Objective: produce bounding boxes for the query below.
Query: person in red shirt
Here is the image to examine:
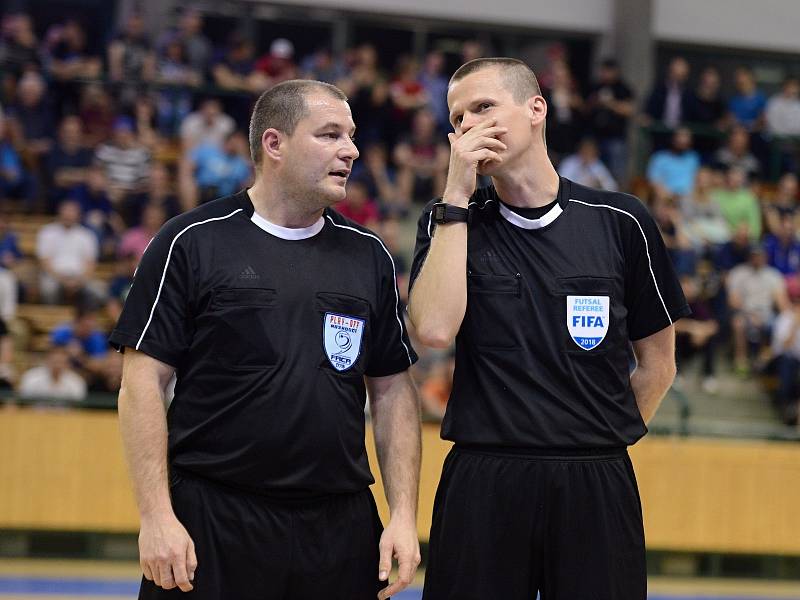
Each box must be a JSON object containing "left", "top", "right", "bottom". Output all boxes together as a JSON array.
[
  {"left": 335, "top": 178, "right": 380, "bottom": 228},
  {"left": 255, "top": 38, "right": 298, "bottom": 85}
]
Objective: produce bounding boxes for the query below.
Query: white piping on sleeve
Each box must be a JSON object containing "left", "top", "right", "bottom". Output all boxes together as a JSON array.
[
  {"left": 135, "top": 209, "right": 243, "bottom": 350},
  {"left": 325, "top": 215, "right": 413, "bottom": 366},
  {"left": 567, "top": 199, "right": 673, "bottom": 325}
]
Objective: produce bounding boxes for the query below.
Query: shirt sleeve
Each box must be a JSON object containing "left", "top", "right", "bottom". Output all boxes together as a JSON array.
[
  {"left": 408, "top": 200, "right": 437, "bottom": 294},
  {"left": 108, "top": 220, "right": 194, "bottom": 368},
  {"left": 623, "top": 196, "right": 691, "bottom": 340},
  {"left": 365, "top": 244, "right": 418, "bottom": 377}
]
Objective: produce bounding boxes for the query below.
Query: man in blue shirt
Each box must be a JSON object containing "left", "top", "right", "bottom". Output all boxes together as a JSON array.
[
  {"left": 51, "top": 305, "right": 108, "bottom": 376},
  {"left": 729, "top": 67, "right": 767, "bottom": 130},
  {"left": 183, "top": 131, "right": 252, "bottom": 204},
  {"left": 647, "top": 127, "right": 701, "bottom": 197},
  {"left": 764, "top": 213, "right": 800, "bottom": 277}
]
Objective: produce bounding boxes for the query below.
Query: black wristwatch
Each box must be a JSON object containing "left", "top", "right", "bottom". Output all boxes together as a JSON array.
[{"left": 431, "top": 202, "right": 470, "bottom": 224}]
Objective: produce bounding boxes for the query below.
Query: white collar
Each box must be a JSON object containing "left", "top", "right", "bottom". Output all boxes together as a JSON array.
[
  {"left": 250, "top": 211, "right": 325, "bottom": 240},
  {"left": 498, "top": 201, "right": 563, "bottom": 230}
]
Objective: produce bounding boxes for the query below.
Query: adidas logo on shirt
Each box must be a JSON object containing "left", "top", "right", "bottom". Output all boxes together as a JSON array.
[{"left": 238, "top": 266, "right": 260, "bottom": 280}]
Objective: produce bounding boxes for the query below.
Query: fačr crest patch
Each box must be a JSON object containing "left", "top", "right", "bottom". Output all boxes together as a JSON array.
[
  {"left": 566, "top": 295, "right": 610, "bottom": 351},
  {"left": 324, "top": 312, "right": 365, "bottom": 371}
]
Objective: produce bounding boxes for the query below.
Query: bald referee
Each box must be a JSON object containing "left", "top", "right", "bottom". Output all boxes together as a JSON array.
[
  {"left": 409, "top": 58, "right": 689, "bottom": 599},
  {"left": 112, "top": 80, "right": 421, "bottom": 600}
]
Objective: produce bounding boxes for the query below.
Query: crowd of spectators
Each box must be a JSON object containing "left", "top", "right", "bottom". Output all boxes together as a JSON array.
[{"left": 1, "top": 9, "right": 799, "bottom": 426}]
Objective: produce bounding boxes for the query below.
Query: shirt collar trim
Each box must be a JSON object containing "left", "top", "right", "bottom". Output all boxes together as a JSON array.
[{"left": 250, "top": 211, "right": 325, "bottom": 240}]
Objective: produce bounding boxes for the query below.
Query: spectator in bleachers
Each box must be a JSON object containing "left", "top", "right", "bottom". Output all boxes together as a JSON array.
[
  {"left": 419, "top": 50, "right": 449, "bottom": 133},
  {"left": 45, "top": 19, "right": 102, "bottom": 83},
  {"left": 353, "top": 143, "right": 399, "bottom": 209},
  {"left": 766, "top": 77, "right": 800, "bottom": 137},
  {"left": 652, "top": 191, "right": 696, "bottom": 276},
  {"left": 155, "top": 38, "right": 201, "bottom": 137},
  {"left": 47, "top": 115, "right": 92, "bottom": 207},
  {"left": 94, "top": 116, "right": 151, "bottom": 202},
  {"left": 18, "top": 344, "right": 86, "bottom": 402},
  {"left": 334, "top": 178, "right": 380, "bottom": 229},
  {"left": 712, "top": 167, "right": 761, "bottom": 241},
  {"left": 765, "top": 77, "right": 800, "bottom": 174},
  {"left": 714, "top": 125, "right": 761, "bottom": 181},
  {"left": 644, "top": 56, "right": 691, "bottom": 131},
  {"left": 764, "top": 173, "right": 799, "bottom": 236},
  {"left": 36, "top": 199, "right": 99, "bottom": 304},
  {"left": 543, "top": 59, "right": 584, "bottom": 165},
  {"left": 0, "top": 215, "right": 18, "bottom": 324},
  {"left": 211, "top": 33, "right": 267, "bottom": 94},
  {"left": 0, "top": 214, "right": 17, "bottom": 388},
  {"left": 675, "top": 274, "right": 721, "bottom": 393},
  {"left": 763, "top": 212, "right": 800, "bottom": 277},
  {"left": 179, "top": 130, "right": 251, "bottom": 206},
  {"left": 299, "top": 47, "right": 345, "bottom": 84},
  {"left": 375, "top": 214, "right": 410, "bottom": 304},
  {"left": 346, "top": 44, "right": 392, "bottom": 146},
  {"left": 7, "top": 71, "right": 55, "bottom": 168},
  {"left": 716, "top": 222, "right": 752, "bottom": 272},
  {"left": 87, "top": 350, "right": 122, "bottom": 395},
  {"left": 166, "top": 8, "right": 211, "bottom": 78},
  {"left": 132, "top": 95, "right": 161, "bottom": 152},
  {"left": 584, "top": 58, "right": 635, "bottom": 187},
  {"left": 729, "top": 66, "right": 767, "bottom": 131},
  {"left": 179, "top": 97, "right": 235, "bottom": 152},
  {"left": 557, "top": 137, "right": 617, "bottom": 191},
  {"left": 68, "top": 166, "right": 118, "bottom": 258},
  {"left": 686, "top": 67, "right": 727, "bottom": 128},
  {"left": 389, "top": 55, "right": 429, "bottom": 139},
  {"left": 770, "top": 284, "right": 800, "bottom": 424},
  {"left": 0, "top": 212, "right": 22, "bottom": 273},
  {"left": 0, "top": 13, "right": 41, "bottom": 78},
  {"left": 255, "top": 38, "right": 298, "bottom": 85},
  {"left": 50, "top": 304, "right": 108, "bottom": 377},
  {"left": 108, "top": 13, "right": 155, "bottom": 85},
  {"left": 105, "top": 250, "right": 137, "bottom": 323},
  {"left": 140, "top": 162, "right": 182, "bottom": 220},
  {"left": 685, "top": 66, "right": 729, "bottom": 159},
  {"left": 117, "top": 203, "right": 166, "bottom": 261},
  {"left": 69, "top": 163, "right": 113, "bottom": 227},
  {"left": 393, "top": 109, "right": 448, "bottom": 205},
  {"left": 646, "top": 127, "right": 701, "bottom": 198},
  {"left": 78, "top": 83, "right": 115, "bottom": 147},
  {"left": 461, "top": 39, "right": 485, "bottom": 64},
  {"left": 681, "top": 167, "right": 731, "bottom": 251},
  {"left": 728, "top": 245, "right": 789, "bottom": 373},
  {"left": 0, "top": 113, "right": 35, "bottom": 205}
]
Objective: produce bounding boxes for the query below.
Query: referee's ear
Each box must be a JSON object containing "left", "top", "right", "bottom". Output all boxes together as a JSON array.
[{"left": 261, "top": 128, "right": 285, "bottom": 162}]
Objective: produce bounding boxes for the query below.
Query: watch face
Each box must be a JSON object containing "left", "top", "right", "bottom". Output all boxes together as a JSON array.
[{"left": 434, "top": 204, "right": 446, "bottom": 222}]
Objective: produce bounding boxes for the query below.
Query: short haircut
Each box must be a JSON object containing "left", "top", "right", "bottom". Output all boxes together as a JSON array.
[
  {"left": 449, "top": 58, "right": 545, "bottom": 142},
  {"left": 248, "top": 80, "right": 347, "bottom": 164},
  {"left": 449, "top": 58, "right": 542, "bottom": 104}
]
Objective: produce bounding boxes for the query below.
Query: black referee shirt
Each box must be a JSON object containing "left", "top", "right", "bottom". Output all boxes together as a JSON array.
[
  {"left": 410, "top": 177, "right": 689, "bottom": 449},
  {"left": 111, "top": 190, "right": 417, "bottom": 497}
]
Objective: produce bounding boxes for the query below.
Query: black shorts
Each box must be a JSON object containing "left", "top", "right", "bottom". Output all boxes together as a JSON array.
[
  {"left": 423, "top": 446, "right": 646, "bottom": 600},
  {"left": 139, "top": 472, "right": 386, "bottom": 600}
]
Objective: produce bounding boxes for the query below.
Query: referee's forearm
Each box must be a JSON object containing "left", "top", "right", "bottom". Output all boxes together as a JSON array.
[
  {"left": 408, "top": 224, "right": 468, "bottom": 348},
  {"left": 630, "top": 362, "right": 675, "bottom": 424},
  {"left": 370, "top": 375, "right": 421, "bottom": 520},
  {"left": 118, "top": 378, "right": 173, "bottom": 520}
]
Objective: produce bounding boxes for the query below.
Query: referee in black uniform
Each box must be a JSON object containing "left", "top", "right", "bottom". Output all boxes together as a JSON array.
[
  {"left": 112, "top": 80, "right": 421, "bottom": 600},
  {"left": 409, "top": 59, "right": 690, "bottom": 599}
]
